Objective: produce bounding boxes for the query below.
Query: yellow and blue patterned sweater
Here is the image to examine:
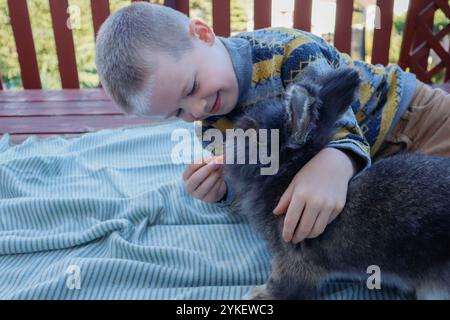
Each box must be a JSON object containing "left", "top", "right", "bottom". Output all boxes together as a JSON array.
[{"left": 196, "top": 27, "right": 417, "bottom": 205}]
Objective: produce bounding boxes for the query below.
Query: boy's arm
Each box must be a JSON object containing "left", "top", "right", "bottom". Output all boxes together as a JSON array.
[
  {"left": 325, "top": 107, "right": 371, "bottom": 176},
  {"left": 281, "top": 36, "right": 372, "bottom": 175},
  {"left": 274, "top": 34, "right": 372, "bottom": 243}
]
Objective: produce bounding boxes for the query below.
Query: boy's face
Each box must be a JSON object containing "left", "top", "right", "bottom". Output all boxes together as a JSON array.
[{"left": 142, "top": 19, "right": 239, "bottom": 122}]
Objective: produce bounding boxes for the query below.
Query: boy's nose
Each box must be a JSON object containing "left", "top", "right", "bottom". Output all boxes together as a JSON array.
[{"left": 190, "top": 99, "right": 208, "bottom": 119}]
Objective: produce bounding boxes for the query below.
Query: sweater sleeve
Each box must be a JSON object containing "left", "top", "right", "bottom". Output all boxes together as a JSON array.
[
  {"left": 280, "top": 34, "right": 372, "bottom": 175},
  {"left": 215, "top": 176, "right": 240, "bottom": 211}
]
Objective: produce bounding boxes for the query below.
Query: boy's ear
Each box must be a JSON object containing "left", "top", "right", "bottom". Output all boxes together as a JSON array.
[{"left": 189, "top": 19, "right": 215, "bottom": 45}]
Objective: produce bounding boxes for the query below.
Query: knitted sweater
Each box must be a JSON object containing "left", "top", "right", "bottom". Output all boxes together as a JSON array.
[{"left": 195, "top": 27, "right": 417, "bottom": 206}]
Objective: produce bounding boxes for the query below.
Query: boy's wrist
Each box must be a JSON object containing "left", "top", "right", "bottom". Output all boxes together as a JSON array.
[{"left": 323, "top": 147, "right": 361, "bottom": 180}]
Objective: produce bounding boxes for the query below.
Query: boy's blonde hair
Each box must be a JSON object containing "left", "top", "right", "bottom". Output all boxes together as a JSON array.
[{"left": 95, "top": 2, "right": 193, "bottom": 114}]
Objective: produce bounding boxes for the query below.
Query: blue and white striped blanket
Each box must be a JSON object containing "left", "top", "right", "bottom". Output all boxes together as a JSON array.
[{"left": 0, "top": 121, "right": 411, "bottom": 299}]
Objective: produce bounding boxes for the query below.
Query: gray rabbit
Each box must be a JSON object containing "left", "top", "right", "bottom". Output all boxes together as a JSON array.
[{"left": 222, "top": 68, "right": 450, "bottom": 300}]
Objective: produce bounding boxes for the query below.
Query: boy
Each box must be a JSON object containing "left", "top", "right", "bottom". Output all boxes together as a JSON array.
[{"left": 95, "top": 3, "right": 450, "bottom": 245}]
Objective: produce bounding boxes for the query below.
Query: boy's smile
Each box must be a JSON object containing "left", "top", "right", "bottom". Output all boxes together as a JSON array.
[
  {"left": 141, "top": 19, "right": 239, "bottom": 122},
  {"left": 210, "top": 92, "right": 221, "bottom": 114}
]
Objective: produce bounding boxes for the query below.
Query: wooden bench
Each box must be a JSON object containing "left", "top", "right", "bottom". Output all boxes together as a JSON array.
[{"left": 0, "top": 0, "right": 449, "bottom": 144}]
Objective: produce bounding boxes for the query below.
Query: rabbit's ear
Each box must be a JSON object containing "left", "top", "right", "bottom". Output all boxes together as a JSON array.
[
  {"left": 234, "top": 115, "right": 259, "bottom": 132},
  {"left": 318, "top": 68, "right": 360, "bottom": 122},
  {"left": 284, "top": 83, "right": 319, "bottom": 146}
]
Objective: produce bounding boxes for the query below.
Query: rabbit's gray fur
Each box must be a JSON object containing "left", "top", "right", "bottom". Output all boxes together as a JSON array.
[{"left": 222, "top": 68, "right": 450, "bottom": 300}]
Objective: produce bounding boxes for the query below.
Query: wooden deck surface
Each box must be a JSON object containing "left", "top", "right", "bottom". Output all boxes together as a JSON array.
[{"left": 0, "top": 89, "right": 172, "bottom": 144}]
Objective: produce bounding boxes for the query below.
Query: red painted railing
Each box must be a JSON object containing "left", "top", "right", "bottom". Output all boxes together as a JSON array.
[
  {"left": 399, "top": 0, "right": 450, "bottom": 83},
  {"left": 1, "top": 0, "right": 449, "bottom": 90}
]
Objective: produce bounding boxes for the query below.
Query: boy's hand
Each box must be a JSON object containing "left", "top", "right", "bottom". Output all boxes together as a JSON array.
[
  {"left": 182, "top": 156, "right": 227, "bottom": 203},
  {"left": 273, "top": 148, "right": 358, "bottom": 244}
]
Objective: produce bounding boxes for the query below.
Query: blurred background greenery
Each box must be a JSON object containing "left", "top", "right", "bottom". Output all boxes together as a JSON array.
[{"left": 0, "top": 0, "right": 447, "bottom": 90}]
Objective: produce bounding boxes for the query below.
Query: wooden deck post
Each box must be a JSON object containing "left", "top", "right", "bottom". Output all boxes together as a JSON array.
[
  {"left": 293, "top": 0, "right": 312, "bottom": 32},
  {"left": 7, "top": 0, "right": 42, "bottom": 89},
  {"left": 49, "top": 0, "right": 80, "bottom": 89}
]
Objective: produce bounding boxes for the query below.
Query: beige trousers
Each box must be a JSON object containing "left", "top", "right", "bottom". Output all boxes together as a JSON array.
[{"left": 374, "top": 80, "right": 450, "bottom": 161}]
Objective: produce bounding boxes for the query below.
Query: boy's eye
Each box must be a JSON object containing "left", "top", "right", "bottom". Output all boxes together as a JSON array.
[
  {"left": 187, "top": 81, "right": 198, "bottom": 96},
  {"left": 175, "top": 108, "right": 182, "bottom": 117}
]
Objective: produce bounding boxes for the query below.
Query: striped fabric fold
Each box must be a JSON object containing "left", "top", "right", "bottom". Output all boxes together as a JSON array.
[{"left": 0, "top": 121, "right": 411, "bottom": 299}]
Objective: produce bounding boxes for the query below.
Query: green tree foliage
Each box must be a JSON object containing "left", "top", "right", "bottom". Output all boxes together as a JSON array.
[{"left": 230, "top": 0, "right": 249, "bottom": 34}]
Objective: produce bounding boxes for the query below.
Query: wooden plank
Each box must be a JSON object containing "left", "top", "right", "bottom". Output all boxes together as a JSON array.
[
  {"left": 175, "top": 0, "right": 190, "bottom": 16},
  {"left": 399, "top": 0, "right": 432, "bottom": 71},
  {"left": 2, "top": 117, "right": 176, "bottom": 144},
  {"left": 421, "top": 28, "right": 450, "bottom": 69},
  {"left": 414, "top": 1, "right": 435, "bottom": 71},
  {"left": 0, "top": 101, "right": 123, "bottom": 117},
  {"left": 438, "top": 23, "right": 450, "bottom": 81},
  {"left": 334, "top": 0, "right": 354, "bottom": 54},
  {"left": 212, "top": 0, "right": 230, "bottom": 37},
  {"left": 49, "top": 0, "right": 80, "bottom": 89},
  {"left": 164, "top": 0, "right": 176, "bottom": 10},
  {"left": 293, "top": 0, "right": 312, "bottom": 32},
  {"left": 372, "top": 0, "right": 394, "bottom": 65},
  {"left": 437, "top": 0, "right": 450, "bottom": 16},
  {"left": 254, "top": 0, "right": 271, "bottom": 30},
  {"left": 399, "top": 0, "right": 418, "bottom": 69},
  {"left": 447, "top": 44, "right": 450, "bottom": 83},
  {"left": 163, "top": 0, "right": 190, "bottom": 17},
  {"left": 399, "top": 0, "right": 450, "bottom": 83},
  {"left": 164, "top": 0, "right": 189, "bottom": 17},
  {"left": 7, "top": 0, "right": 42, "bottom": 89},
  {"left": 410, "top": 58, "right": 432, "bottom": 82},
  {"left": 91, "top": 0, "right": 110, "bottom": 38},
  {"left": 428, "top": 61, "right": 445, "bottom": 78},
  {"left": 436, "top": 24, "right": 450, "bottom": 42},
  {"left": 0, "top": 89, "right": 110, "bottom": 102},
  {"left": 0, "top": 115, "right": 159, "bottom": 134}
]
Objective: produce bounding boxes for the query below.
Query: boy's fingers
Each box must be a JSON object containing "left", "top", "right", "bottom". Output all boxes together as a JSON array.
[
  {"left": 183, "top": 162, "right": 207, "bottom": 181},
  {"left": 273, "top": 182, "right": 294, "bottom": 214},
  {"left": 202, "top": 176, "right": 225, "bottom": 203},
  {"left": 282, "top": 197, "right": 305, "bottom": 242},
  {"left": 308, "top": 211, "right": 329, "bottom": 239},
  {"left": 327, "top": 208, "right": 340, "bottom": 224},
  {"left": 182, "top": 156, "right": 219, "bottom": 181},
  {"left": 185, "top": 161, "right": 221, "bottom": 193},
  {"left": 192, "top": 169, "right": 222, "bottom": 199},
  {"left": 292, "top": 203, "right": 320, "bottom": 244}
]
